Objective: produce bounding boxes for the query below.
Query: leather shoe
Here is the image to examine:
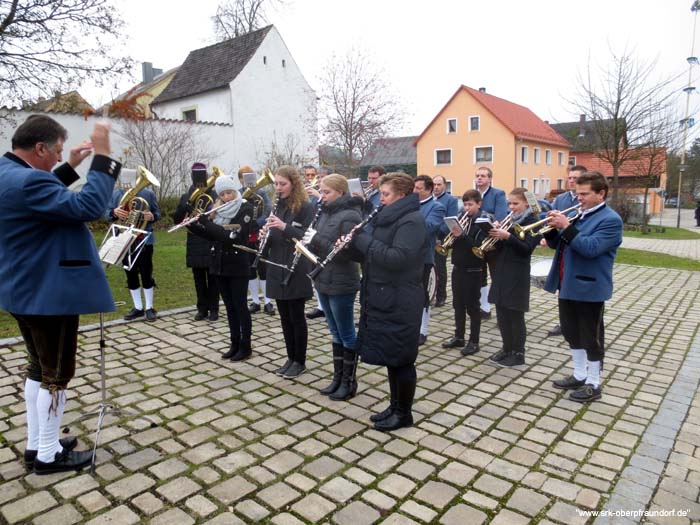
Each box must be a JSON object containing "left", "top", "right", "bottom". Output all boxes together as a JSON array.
[
  {"left": 461, "top": 342, "right": 480, "bottom": 356},
  {"left": 418, "top": 334, "right": 427, "bottom": 346},
  {"left": 569, "top": 384, "right": 602, "bottom": 403},
  {"left": 264, "top": 303, "right": 275, "bottom": 315},
  {"left": 547, "top": 324, "right": 562, "bottom": 336},
  {"left": 489, "top": 349, "right": 508, "bottom": 363},
  {"left": 24, "top": 436, "right": 78, "bottom": 470},
  {"left": 275, "top": 360, "right": 292, "bottom": 376},
  {"left": 552, "top": 375, "right": 587, "bottom": 390},
  {"left": 34, "top": 449, "right": 93, "bottom": 475},
  {"left": 480, "top": 310, "right": 492, "bottom": 320},
  {"left": 208, "top": 311, "right": 219, "bottom": 321},
  {"left": 306, "top": 308, "right": 325, "bottom": 320},
  {"left": 442, "top": 337, "right": 465, "bottom": 349},
  {"left": 194, "top": 311, "right": 208, "bottom": 321},
  {"left": 283, "top": 361, "right": 306, "bottom": 378},
  {"left": 145, "top": 308, "right": 157, "bottom": 322},
  {"left": 249, "top": 303, "right": 261, "bottom": 314},
  {"left": 124, "top": 308, "right": 144, "bottom": 321}
]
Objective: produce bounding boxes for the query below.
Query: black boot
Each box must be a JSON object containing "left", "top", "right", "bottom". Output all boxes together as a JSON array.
[
  {"left": 370, "top": 370, "right": 397, "bottom": 422},
  {"left": 221, "top": 341, "right": 239, "bottom": 359},
  {"left": 329, "top": 348, "right": 358, "bottom": 401},
  {"left": 319, "top": 343, "right": 344, "bottom": 396},
  {"left": 231, "top": 338, "right": 252, "bottom": 361},
  {"left": 374, "top": 376, "right": 415, "bottom": 432}
]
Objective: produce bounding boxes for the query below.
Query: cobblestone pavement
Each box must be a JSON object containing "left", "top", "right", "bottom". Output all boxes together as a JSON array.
[{"left": 1, "top": 261, "right": 699, "bottom": 525}]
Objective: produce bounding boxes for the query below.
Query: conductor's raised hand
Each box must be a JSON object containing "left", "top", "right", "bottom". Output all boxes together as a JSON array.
[
  {"left": 90, "top": 121, "right": 111, "bottom": 157},
  {"left": 68, "top": 141, "right": 93, "bottom": 168}
]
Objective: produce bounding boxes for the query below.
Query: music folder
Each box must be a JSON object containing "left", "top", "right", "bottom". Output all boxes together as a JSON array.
[
  {"left": 444, "top": 216, "right": 464, "bottom": 234},
  {"left": 99, "top": 231, "right": 136, "bottom": 266}
]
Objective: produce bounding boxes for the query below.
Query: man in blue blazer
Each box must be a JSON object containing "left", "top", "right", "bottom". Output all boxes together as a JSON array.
[
  {"left": 544, "top": 171, "right": 622, "bottom": 403},
  {"left": 547, "top": 164, "right": 587, "bottom": 337},
  {"left": 0, "top": 116, "right": 121, "bottom": 474},
  {"left": 475, "top": 167, "right": 508, "bottom": 318},
  {"left": 414, "top": 175, "right": 445, "bottom": 346},
  {"left": 433, "top": 175, "right": 459, "bottom": 307}
]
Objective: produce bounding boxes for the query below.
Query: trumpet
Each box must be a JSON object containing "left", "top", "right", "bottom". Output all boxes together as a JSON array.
[
  {"left": 514, "top": 204, "right": 582, "bottom": 240},
  {"left": 304, "top": 176, "right": 319, "bottom": 191},
  {"left": 436, "top": 213, "right": 471, "bottom": 256},
  {"left": 472, "top": 212, "right": 513, "bottom": 259}
]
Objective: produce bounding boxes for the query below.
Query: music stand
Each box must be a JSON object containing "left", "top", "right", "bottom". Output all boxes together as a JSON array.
[{"left": 67, "top": 227, "right": 158, "bottom": 472}]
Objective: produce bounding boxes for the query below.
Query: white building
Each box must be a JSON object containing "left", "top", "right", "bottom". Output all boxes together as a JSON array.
[{"left": 151, "top": 25, "right": 317, "bottom": 170}]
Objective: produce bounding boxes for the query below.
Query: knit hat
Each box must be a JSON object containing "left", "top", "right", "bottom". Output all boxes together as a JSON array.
[
  {"left": 191, "top": 162, "right": 207, "bottom": 186},
  {"left": 215, "top": 175, "right": 238, "bottom": 194}
]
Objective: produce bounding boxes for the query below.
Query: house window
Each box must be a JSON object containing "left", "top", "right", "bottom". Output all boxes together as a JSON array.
[
  {"left": 533, "top": 179, "right": 539, "bottom": 195},
  {"left": 469, "top": 116, "right": 480, "bottom": 131},
  {"left": 447, "top": 118, "right": 457, "bottom": 133},
  {"left": 435, "top": 149, "right": 452, "bottom": 165},
  {"left": 569, "top": 156, "right": 576, "bottom": 166},
  {"left": 544, "top": 178, "right": 551, "bottom": 195},
  {"left": 282, "top": 59, "right": 286, "bottom": 67},
  {"left": 182, "top": 109, "right": 197, "bottom": 122},
  {"left": 533, "top": 148, "right": 540, "bottom": 164},
  {"left": 474, "top": 146, "right": 493, "bottom": 163},
  {"left": 521, "top": 146, "right": 528, "bottom": 164},
  {"left": 263, "top": 56, "right": 267, "bottom": 65},
  {"left": 520, "top": 178, "right": 528, "bottom": 189},
  {"left": 557, "top": 178, "right": 564, "bottom": 190},
  {"left": 558, "top": 152, "right": 565, "bottom": 166},
  {"left": 545, "top": 149, "right": 552, "bottom": 165}
]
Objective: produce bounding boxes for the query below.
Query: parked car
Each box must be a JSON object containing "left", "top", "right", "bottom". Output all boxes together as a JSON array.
[{"left": 665, "top": 197, "right": 685, "bottom": 208}]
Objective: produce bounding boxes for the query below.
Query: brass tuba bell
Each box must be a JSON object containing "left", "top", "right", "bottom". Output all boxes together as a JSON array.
[
  {"left": 241, "top": 168, "right": 274, "bottom": 200},
  {"left": 118, "top": 166, "right": 160, "bottom": 230},
  {"left": 187, "top": 167, "right": 221, "bottom": 217}
]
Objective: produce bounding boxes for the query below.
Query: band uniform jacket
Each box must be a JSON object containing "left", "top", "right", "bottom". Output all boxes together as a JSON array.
[
  {"left": 106, "top": 187, "right": 161, "bottom": 245},
  {"left": 487, "top": 213, "right": 541, "bottom": 312},
  {"left": 265, "top": 198, "right": 314, "bottom": 300},
  {"left": 188, "top": 202, "right": 254, "bottom": 278},
  {"left": 349, "top": 193, "right": 428, "bottom": 368},
  {"left": 173, "top": 186, "right": 218, "bottom": 268},
  {"left": 553, "top": 190, "right": 578, "bottom": 212},
  {"left": 451, "top": 210, "right": 492, "bottom": 271},
  {"left": 481, "top": 186, "right": 509, "bottom": 221},
  {"left": 419, "top": 197, "right": 445, "bottom": 265},
  {"left": 308, "top": 194, "right": 361, "bottom": 296},
  {"left": 544, "top": 204, "right": 622, "bottom": 302},
  {"left": 0, "top": 152, "right": 120, "bottom": 315},
  {"left": 435, "top": 191, "right": 459, "bottom": 237}
]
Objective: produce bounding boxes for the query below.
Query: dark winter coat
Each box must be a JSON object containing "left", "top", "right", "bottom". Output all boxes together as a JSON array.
[
  {"left": 173, "top": 186, "right": 218, "bottom": 268},
  {"left": 308, "top": 194, "right": 362, "bottom": 296},
  {"left": 265, "top": 198, "right": 314, "bottom": 300},
  {"left": 350, "top": 193, "right": 427, "bottom": 367},
  {"left": 187, "top": 202, "right": 254, "bottom": 277},
  {"left": 451, "top": 210, "right": 491, "bottom": 270},
  {"left": 487, "top": 213, "right": 540, "bottom": 311}
]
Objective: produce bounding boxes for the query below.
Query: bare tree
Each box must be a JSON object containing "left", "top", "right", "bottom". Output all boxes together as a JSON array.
[
  {"left": 319, "top": 48, "right": 406, "bottom": 169},
  {"left": 117, "top": 119, "right": 218, "bottom": 200},
  {"left": 212, "top": 0, "right": 281, "bottom": 41},
  {"left": 0, "top": 0, "right": 131, "bottom": 108},
  {"left": 569, "top": 48, "right": 677, "bottom": 207},
  {"left": 257, "top": 132, "right": 311, "bottom": 171}
]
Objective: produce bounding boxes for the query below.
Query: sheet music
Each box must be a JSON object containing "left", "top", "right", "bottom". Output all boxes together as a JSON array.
[{"left": 99, "top": 232, "right": 136, "bottom": 266}]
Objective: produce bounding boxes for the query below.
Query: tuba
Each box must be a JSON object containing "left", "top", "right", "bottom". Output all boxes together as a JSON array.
[
  {"left": 242, "top": 168, "right": 274, "bottom": 201},
  {"left": 187, "top": 167, "right": 221, "bottom": 217},
  {"left": 118, "top": 166, "right": 160, "bottom": 230}
]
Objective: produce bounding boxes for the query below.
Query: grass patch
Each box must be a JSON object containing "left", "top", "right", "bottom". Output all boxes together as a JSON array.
[
  {"left": 623, "top": 226, "right": 700, "bottom": 240},
  {"left": 535, "top": 246, "right": 700, "bottom": 271}
]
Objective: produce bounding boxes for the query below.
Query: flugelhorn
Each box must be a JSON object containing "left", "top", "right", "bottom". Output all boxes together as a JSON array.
[
  {"left": 436, "top": 213, "right": 471, "bottom": 256},
  {"left": 472, "top": 212, "right": 513, "bottom": 259}
]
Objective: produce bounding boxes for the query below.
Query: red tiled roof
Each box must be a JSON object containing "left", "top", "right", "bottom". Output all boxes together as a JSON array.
[
  {"left": 573, "top": 149, "right": 667, "bottom": 178},
  {"left": 415, "top": 85, "right": 570, "bottom": 148}
]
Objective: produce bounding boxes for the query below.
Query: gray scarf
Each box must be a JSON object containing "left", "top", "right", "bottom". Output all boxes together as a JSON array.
[{"left": 213, "top": 194, "right": 242, "bottom": 225}]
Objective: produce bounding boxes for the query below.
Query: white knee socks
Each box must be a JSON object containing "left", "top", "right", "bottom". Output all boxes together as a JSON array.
[
  {"left": 25, "top": 378, "right": 41, "bottom": 450},
  {"left": 249, "top": 278, "right": 260, "bottom": 304},
  {"left": 260, "top": 279, "right": 271, "bottom": 304},
  {"left": 480, "top": 286, "right": 491, "bottom": 313},
  {"left": 36, "top": 388, "right": 66, "bottom": 462},
  {"left": 571, "top": 348, "right": 587, "bottom": 381},
  {"left": 314, "top": 287, "right": 323, "bottom": 311},
  {"left": 421, "top": 307, "right": 431, "bottom": 336},
  {"left": 130, "top": 288, "right": 143, "bottom": 310},
  {"left": 143, "top": 287, "right": 154, "bottom": 310},
  {"left": 587, "top": 360, "right": 601, "bottom": 388}
]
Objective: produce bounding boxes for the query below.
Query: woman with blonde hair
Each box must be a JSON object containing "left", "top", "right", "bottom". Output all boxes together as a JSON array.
[{"left": 264, "top": 165, "right": 315, "bottom": 378}]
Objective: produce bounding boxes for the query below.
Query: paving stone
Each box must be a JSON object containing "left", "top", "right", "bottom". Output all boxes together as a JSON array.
[
  {"left": 437, "top": 461, "right": 478, "bottom": 486},
  {"left": 414, "top": 480, "right": 459, "bottom": 508},
  {"left": 547, "top": 501, "right": 588, "bottom": 525},
  {"left": 541, "top": 477, "right": 581, "bottom": 501},
  {"left": 106, "top": 473, "right": 156, "bottom": 500},
  {"left": 185, "top": 495, "right": 218, "bottom": 517},
  {"left": 490, "top": 509, "right": 531, "bottom": 525},
  {"left": 462, "top": 490, "right": 499, "bottom": 510},
  {"left": 264, "top": 450, "right": 305, "bottom": 474},
  {"left": 333, "top": 500, "right": 381, "bottom": 525},
  {"left": 257, "top": 481, "right": 301, "bottom": 509},
  {"left": 291, "top": 493, "right": 337, "bottom": 522},
  {"left": 320, "top": 477, "right": 362, "bottom": 503},
  {"left": 131, "top": 492, "right": 164, "bottom": 515},
  {"left": 149, "top": 457, "right": 188, "bottom": 479},
  {"left": 401, "top": 500, "right": 437, "bottom": 522},
  {"left": 303, "top": 456, "right": 344, "bottom": 479},
  {"left": 473, "top": 473, "right": 512, "bottom": 498},
  {"left": 54, "top": 474, "right": 99, "bottom": 499},
  {"left": 235, "top": 500, "right": 270, "bottom": 522},
  {"left": 378, "top": 473, "right": 416, "bottom": 499},
  {"left": 208, "top": 475, "right": 256, "bottom": 504},
  {"left": 506, "top": 488, "right": 551, "bottom": 517},
  {"left": 150, "top": 507, "right": 196, "bottom": 525},
  {"left": 157, "top": 477, "right": 202, "bottom": 503},
  {"left": 1, "top": 491, "right": 57, "bottom": 524},
  {"left": 85, "top": 505, "right": 139, "bottom": 525},
  {"left": 358, "top": 451, "right": 400, "bottom": 475},
  {"left": 396, "top": 458, "right": 435, "bottom": 480},
  {"left": 439, "top": 504, "right": 488, "bottom": 525},
  {"left": 31, "top": 504, "right": 82, "bottom": 525},
  {"left": 77, "top": 491, "right": 111, "bottom": 514}
]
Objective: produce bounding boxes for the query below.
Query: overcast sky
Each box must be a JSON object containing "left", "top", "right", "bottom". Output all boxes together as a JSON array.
[{"left": 96, "top": 0, "right": 697, "bottom": 141}]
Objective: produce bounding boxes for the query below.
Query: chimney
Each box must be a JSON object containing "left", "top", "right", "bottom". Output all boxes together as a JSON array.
[
  {"left": 478, "top": 87, "right": 486, "bottom": 93},
  {"left": 544, "top": 120, "right": 549, "bottom": 124},
  {"left": 141, "top": 62, "right": 162, "bottom": 84},
  {"left": 578, "top": 114, "right": 586, "bottom": 138}
]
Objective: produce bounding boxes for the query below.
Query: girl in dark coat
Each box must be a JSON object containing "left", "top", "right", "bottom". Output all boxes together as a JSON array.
[
  {"left": 306, "top": 174, "right": 362, "bottom": 400},
  {"left": 487, "top": 187, "right": 541, "bottom": 368},
  {"left": 264, "top": 165, "right": 314, "bottom": 379},
  {"left": 188, "top": 176, "right": 254, "bottom": 361},
  {"left": 348, "top": 172, "right": 427, "bottom": 431}
]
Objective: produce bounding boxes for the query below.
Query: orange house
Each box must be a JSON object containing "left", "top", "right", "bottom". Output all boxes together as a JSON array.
[{"left": 415, "top": 85, "right": 570, "bottom": 198}]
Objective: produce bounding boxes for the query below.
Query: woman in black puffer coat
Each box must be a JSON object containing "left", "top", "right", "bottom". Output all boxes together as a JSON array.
[
  {"left": 305, "top": 174, "right": 362, "bottom": 401},
  {"left": 347, "top": 172, "right": 427, "bottom": 432}
]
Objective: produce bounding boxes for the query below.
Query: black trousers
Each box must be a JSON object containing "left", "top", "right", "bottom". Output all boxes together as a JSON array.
[
  {"left": 452, "top": 268, "right": 481, "bottom": 342},
  {"left": 192, "top": 267, "right": 220, "bottom": 314},
  {"left": 12, "top": 314, "right": 79, "bottom": 389},
  {"left": 495, "top": 306, "right": 526, "bottom": 353},
  {"left": 559, "top": 299, "right": 605, "bottom": 362},
  {"left": 125, "top": 244, "right": 155, "bottom": 289},
  {"left": 422, "top": 264, "right": 433, "bottom": 308},
  {"left": 218, "top": 276, "right": 252, "bottom": 346},
  {"left": 435, "top": 251, "right": 448, "bottom": 303},
  {"left": 276, "top": 298, "right": 308, "bottom": 365}
]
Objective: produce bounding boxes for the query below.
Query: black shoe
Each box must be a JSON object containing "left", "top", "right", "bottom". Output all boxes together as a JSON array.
[
  {"left": 306, "top": 308, "right": 325, "bottom": 320},
  {"left": 369, "top": 405, "right": 394, "bottom": 423},
  {"left": 283, "top": 361, "right": 306, "bottom": 379},
  {"left": 34, "top": 449, "right": 93, "bottom": 475},
  {"left": 319, "top": 344, "right": 344, "bottom": 396},
  {"left": 442, "top": 337, "right": 465, "bottom": 349},
  {"left": 418, "top": 334, "right": 427, "bottom": 346},
  {"left": 24, "top": 437, "right": 78, "bottom": 470},
  {"left": 547, "top": 324, "right": 562, "bottom": 336},
  {"left": 275, "top": 360, "right": 292, "bottom": 376},
  {"left": 498, "top": 352, "right": 525, "bottom": 367},
  {"left": 230, "top": 341, "right": 252, "bottom": 362},
  {"left": 208, "top": 311, "right": 219, "bottom": 321},
  {"left": 553, "top": 375, "right": 587, "bottom": 390},
  {"left": 489, "top": 349, "right": 508, "bottom": 363},
  {"left": 264, "top": 303, "right": 275, "bottom": 315},
  {"left": 194, "top": 311, "right": 208, "bottom": 321},
  {"left": 329, "top": 349, "right": 358, "bottom": 401},
  {"left": 221, "top": 343, "right": 239, "bottom": 359},
  {"left": 124, "top": 308, "right": 144, "bottom": 321},
  {"left": 461, "top": 342, "right": 480, "bottom": 356},
  {"left": 480, "top": 310, "right": 492, "bottom": 320},
  {"left": 374, "top": 377, "right": 415, "bottom": 432},
  {"left": 435, "top": 300, "right": 446, "bottom": 308},
  {"left": 145, "top": 308, "right": 157, "bottom": 322},
  {"left": 569, "top": 384, "right": 602, "bottom": 403},
  {"left": 249, "top": 303, "right": 261, "bottom": 314}
]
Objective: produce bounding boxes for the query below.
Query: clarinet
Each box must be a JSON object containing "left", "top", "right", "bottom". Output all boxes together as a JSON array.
[
  {"left": 282, "top": 199, "right": 323, "bottom": 286},
  {"left": 252, "top": 192, "right": 280, "bottom": 269},
  {"left": 308, "top": 204, "right": 384, "bottom": 280}
]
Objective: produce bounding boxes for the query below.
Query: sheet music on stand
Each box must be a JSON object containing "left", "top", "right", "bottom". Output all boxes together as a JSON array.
[{"left": 98, "top": 224, "right": 150, "bottom": 270}]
